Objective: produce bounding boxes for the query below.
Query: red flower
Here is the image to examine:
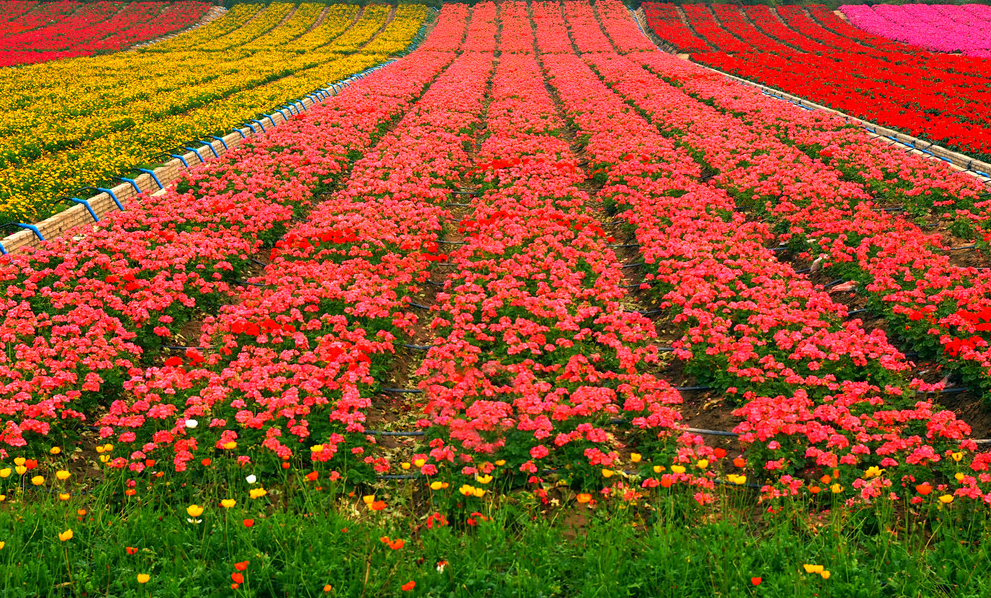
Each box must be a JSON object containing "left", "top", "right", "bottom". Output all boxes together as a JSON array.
[
  {"left": 401, "top": 581, "right": 416, "bottom": 591},
  {"left": 234, "top": 561, "right": 249, "bottom": 571},
  {"left": 243, "top": 519, "right": 254, "bottom": 528},
  {"left": 231, "top": 572, "right": 244, "bottom": 584}
]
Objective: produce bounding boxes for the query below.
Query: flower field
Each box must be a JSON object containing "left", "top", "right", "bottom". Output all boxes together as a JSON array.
[
  {"left": 0, "top": 1, "right": 210, "bottom": 67},
  {"left": 4, "top": 0, "right": 991, "bottom": 596},
  {"left": 0, "top": 1, "right": 428, "bottom": 223},
  {"left": 842, "top": 3, "right": 991, "bottom": 58},
  {"left": 642, "top": 2, "right": 991, "bottom": 162}
]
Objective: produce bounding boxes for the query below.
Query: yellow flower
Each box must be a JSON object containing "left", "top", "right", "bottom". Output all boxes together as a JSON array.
[
  {"left": 186, "top": 504, "right": 204, "bottom": 518},
  {"left": 576, "top": 493, "right": 592, "bottom": 504},
  {"left": 59, "top": 493, "right": 71, "bottom": 501},
  {"left": 938, "top": 494, "right": 954, "bottom": 504},
  {"left": 630, "top": 453, "right": 642, "bottom": 463},
  {"left": 223, "top": 441, "right": 238, "bottom": 450},
  {"left": 30, "top": 475, "right": 44, "bottom": 486},
  {"left": 99, "top": 455, "right": 110, "bottom": 464},
  {"left": 472, "top": 487, "right": 485, "bottom": 498},
  {"left": 249, "top": 488, "right": 267, "bottom": 499},
  {"left": 220, "top": 499, "right": 236, "bottom": 508},
  {"left": 401, "top": 462, "right": 411, "bottom": 470},
  {"left": 803, "top": 564, "right": 824, "bottom": 574},
  {"left": 137, "top": 573, "right": 150, "bottom": 584},
  {"left": 0, "top": 541, "right": 4, "bottom": 550},
  {"left": 726, "top": 474, "right": 747, "bottom": 485},
  {"left": 0, "top": 468, "right": 10, "bottom": 478},
  {"left": 952, "top": 452, "right": 964, "bottom": 462},
  {"left": 15, "top": 465, "right": 26, "bottom": 475},
  {"left": 671, "top": 465, "right": 686, "bottom": 474},
  {"left": 954, "top": 472, "right": 965, "bottom": 482},
  {"left": 59, "top": 529, "right": 73, "bottom": 542},
  {"left": 820, "top": 570, "right": 831, "bottom": 580},
  {"left": 49, "top": 447, "right": 61, "bottom": 455},
  {"left": 864, "top": 466, "right": 882, "bottom": 479},
  {"left": 56, "top": 470, "right": 70, "bottom": 481},
  {"left": 830, "top": 483, "right": 843, "bottom": 494},
  {"left": 475, "top": 474, "right": 493, "bottom": 484},
  {"left": 602, "top": 468, "right": 614, "bottom": 478},
  {"left": 13, "top": 457, "right": 25, "bottom": 466},
  {"left": 310, "top": 444, "right": 324, "bottom": 453},
  {"left": 413, "top": 459, "right": 426, "bottom": 468},
  {"left": 429, "top": 481, "right": 446, "bottom": 491},
  {"left": 362, "top": 495, "right": 375, "bottom": 505},
  {"left": 696, "top": 459, "right": 709, "bottom": 469},
  {"left": 653, "top": 465, "right": 665, "bottom": 474},
  {"left": 495, "top": 460, "right": 506, "bottom": 466}
]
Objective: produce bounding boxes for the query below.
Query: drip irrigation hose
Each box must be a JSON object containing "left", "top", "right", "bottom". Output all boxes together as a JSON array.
[{"left": 380, "top": 388, "right": 424, "bottom": 394}]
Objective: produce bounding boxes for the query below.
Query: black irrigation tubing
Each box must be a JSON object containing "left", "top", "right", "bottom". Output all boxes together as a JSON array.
[
  {"left": 794, "top": 267, "right": 811, "bottom": 274},
  {"left": 233, "top": 279, "right": 267, "bottom": 288},
  {"left": 365, "top": 430, "right": 426, "bottom": 437},
  {"left": 380, "top": 388, "right": 424, "bottom": 394},
  {"left": 675, "top": 386, "right": 714, "bottom": 392},
  {"left": 874, "top": 206, "right": 905, "bottom": 213},
  {"left": 622, "top": 262, "right": 644, "bottom": 269},
  {"left": 445, "top": 202, "right": 473, "bottom": 208},
  {"left": 424, "top": 280, "right": 445, "bottom": 287},
  {"left": 408, "top": 302, "right": 432, "bottom": 310},
  {"left": 942, "top": 245, "right": 978, "bottom": 251},
  {"left": 250, "top": 258, "right": 268, "bottom": 267},
  {"left": 435, "top": 240, "right": 467, "bottom": 245},
  {"left": 620, "top": 282, "right": 650, "bottom": 289},
  {"left": 924, "top": 387, "right": 970, "bottom": 394},
  {"left": 609, "top": 243, "right": 640, "bottom": 249},
  {"left": 767, "top": 247, "right": 787, "bottom": 253},
  {"left": 626, "top": 308, "right": 663, "bottom": 316},
  {"left": 657, "top": 346, "right": 674, "bottom": 352},
  {"left": 402, "top": 343, "right": 431, "bottom": 351},
  {"left": 846, "top": 308, "right": 870, "bottom": 317},
  {"left": 164, "top": 345, "right": 214, "bottom": 351},
  {"left": 824, "top": 279, "right": 845, "bottom": 288}
]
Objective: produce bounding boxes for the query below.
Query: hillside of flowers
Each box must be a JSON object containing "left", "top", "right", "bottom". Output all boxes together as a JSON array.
[
  {"left": 0, "top": 1, "right": 210, "bottom": 67},
  {"left": 0, "top": 1, "right": 428, "bottom": 223},
  {"left": 2, "top": 1, "right": 991, "bottom": 596},
  {"left": 842, "top": 3, "right": 991, "bottom": 58},
  {"left": 642, "top": 2, "right": 991, "bottom": 162}
]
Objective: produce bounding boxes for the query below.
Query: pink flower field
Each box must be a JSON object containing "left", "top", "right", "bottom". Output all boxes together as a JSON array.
[{"left": 4, "top": 2, "right": 991, "bottom": 595}]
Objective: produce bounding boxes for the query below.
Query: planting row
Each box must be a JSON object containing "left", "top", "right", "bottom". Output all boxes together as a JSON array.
[
  {"left": 3, "top": 0, "right": 991, "bottom": 509},
  {"left": 642, "top": 2, "right": 991, "bottom": 161},
  {"left": 0, "top": 1, "right": 208, "bottom": 66},
  {"left": 0, "top": 4, "right": 467, "bottom": 472},
  {"left": 842, "top": 3, "right": 991, "bottom": 58},
  {"left": 0, "top": 2, "right": 428, "bottom": 224},
  {"left": 574, "top": 0, "right": 986, "bottom": 501}
]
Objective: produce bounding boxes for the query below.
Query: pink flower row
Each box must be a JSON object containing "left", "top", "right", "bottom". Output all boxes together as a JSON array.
[
  {"left": 0, "top": 2, "right": 208, "bottom": 66},
  {"left": 558, "top": 0, "right": 991, "bottom": 503},
  {"left": 93, "top": 8, "right": 481, "bottom": 474}
]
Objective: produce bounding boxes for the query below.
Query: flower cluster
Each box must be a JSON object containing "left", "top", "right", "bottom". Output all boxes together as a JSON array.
[
  {"left": 0, "top": 1, "right": 209, "bottom": 67},
  {"left": 842, "top": 3, "right": 991, "bottom": 58},
  {"left": 643, "top": 2, "right": 991, "bottom": 159},
  {"left": 0, "top": 3, "right": 427, "bottom": 222},
  {"left": 91, "top": 12, "right": 470, "bottom": 475}
]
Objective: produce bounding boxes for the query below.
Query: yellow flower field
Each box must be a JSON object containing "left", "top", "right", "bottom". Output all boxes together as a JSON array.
[{"left": 0, "top": 2, "right": 428, "bottom": 223}]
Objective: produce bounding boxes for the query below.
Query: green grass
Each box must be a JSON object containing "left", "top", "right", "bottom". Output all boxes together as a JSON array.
[{"left": 2, "top": 464, "right": 991, "bottom": 598}]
